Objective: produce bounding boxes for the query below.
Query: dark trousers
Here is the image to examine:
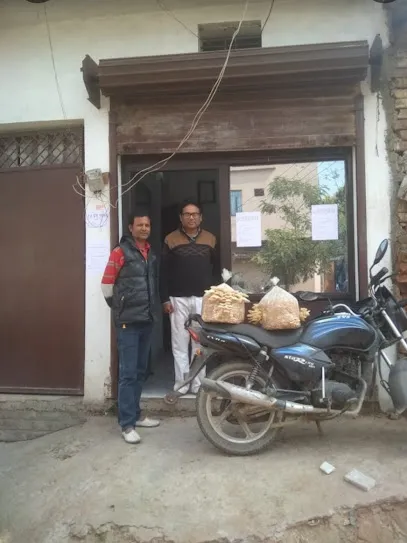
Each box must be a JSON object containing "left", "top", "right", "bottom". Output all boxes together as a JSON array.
[{"left": 116, "top": 322, "right": 153, "bottom": 430}]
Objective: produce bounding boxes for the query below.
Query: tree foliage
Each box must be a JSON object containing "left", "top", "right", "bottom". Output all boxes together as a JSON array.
[{"left": 253, "top": 174, "right": 346, "bottom": 291}]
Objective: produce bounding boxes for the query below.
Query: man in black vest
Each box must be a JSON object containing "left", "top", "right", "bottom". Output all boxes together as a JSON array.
[{"left": 102, "top": 210, "right": 159, "bottom": 444}]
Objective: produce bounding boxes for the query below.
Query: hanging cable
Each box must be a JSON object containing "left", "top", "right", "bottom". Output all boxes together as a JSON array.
[
  {"left": 290, "top": 162, "right": 315, "bottom": 180},
  {"left": 261, "top": 0, "right": 276, "bottom": 34},
  {"left": 296, "top": 161, "right": 335, "bottom": 184},
  {"left": 156, "top": 0, "right": 198, "bottom": 38},
  {"left": 277, "top": 162, "right": 298, "bottom": 178},
  {"left": 117, "top": 0, "right": 250, "bottom": 206},
  {"left": 44, "top": 5, "right": 66, "bottom": 119}
]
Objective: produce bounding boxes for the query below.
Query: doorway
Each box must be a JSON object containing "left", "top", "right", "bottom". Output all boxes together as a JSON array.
[{"left": 121, "top": 167, "right": 220, "bottom": 396}]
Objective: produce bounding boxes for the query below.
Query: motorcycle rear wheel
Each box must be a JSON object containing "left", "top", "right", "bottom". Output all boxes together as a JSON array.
[{"left": 196, "top": 360, "right": 284, "bottom": 456}]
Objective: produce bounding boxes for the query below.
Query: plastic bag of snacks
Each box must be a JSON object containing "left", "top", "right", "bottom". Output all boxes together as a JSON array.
[
  {"left": 202, "top": 270, "right": 249, "bottom": 324},
  {"left": 258, "top": 277, "right": 301, "bottom": 330},
  {"left": 248, "top": 303, "right": 310, "bottom": 327}
]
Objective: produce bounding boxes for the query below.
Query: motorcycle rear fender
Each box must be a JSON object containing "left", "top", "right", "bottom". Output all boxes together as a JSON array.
[{"left": 388, "top": 358, "right": 407, "bottom": 414}]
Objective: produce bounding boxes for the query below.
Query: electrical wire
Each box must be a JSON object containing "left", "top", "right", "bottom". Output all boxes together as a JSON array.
[
  {"left": 44, "top": 5, "right": 66, "bottom": 119},
  {"left": 296, "top": 161, "right": 335, "bottom": 184},
  {"left": 119, "top": 0, "right": 249, "bottom": 196},
  {"left": 294, "top": 163, "right": 319, "bottom": 183},
  {"left": 72, "top": 173, "right": 86, "bottom": 198},
  {"left": 276, "top": 162, "right": 298, "bottom": 178},
  {"left": 261, "top": 0, "right": 276, "bottom": 34},
  {"left": 290, "top": 162, "right": 314, "bottom": 180},
  {"left": 91, "top": 192, "right": 110, "bottom": 228},
  {"left": 156, "top": 0, "right": 198, "bottom": 38},
  {"left": 234, "top": 162, "right": 322, "bottom": 212},
  {"left": 117, "top": 0, "right": 250, "bottom": 206},
  {"left": 73, "top": 171, "right": 113, "bottom": 228}
]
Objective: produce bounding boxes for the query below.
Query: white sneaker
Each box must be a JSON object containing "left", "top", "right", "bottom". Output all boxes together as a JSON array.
[
  {"left": 136, "top": 417, "right": 160, "bottom": 428},
  {"left": 122, "top": 428, "right": 141, "bottom": 444}
]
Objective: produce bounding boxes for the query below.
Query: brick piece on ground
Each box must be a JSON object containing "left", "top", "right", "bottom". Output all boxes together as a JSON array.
[
  {"left": 320, "top": 461, "right": 336, "bottom": 475},
  {"left": 344, "top": 469, "right": 376, "bottom": 492}
]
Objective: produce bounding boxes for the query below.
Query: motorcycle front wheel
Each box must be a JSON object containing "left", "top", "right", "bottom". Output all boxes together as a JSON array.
[{"left": 196, "top": 360, "right": 284, "bottom": 456}]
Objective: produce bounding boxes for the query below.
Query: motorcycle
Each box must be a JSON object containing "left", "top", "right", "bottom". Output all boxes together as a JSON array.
[{"left": 178, "top": 239, "right": 407, "bottom": 456}]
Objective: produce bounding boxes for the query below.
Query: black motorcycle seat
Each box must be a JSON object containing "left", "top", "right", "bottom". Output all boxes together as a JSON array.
[{"left": 200, "top": 321, "right": 303, "bottom": 349}]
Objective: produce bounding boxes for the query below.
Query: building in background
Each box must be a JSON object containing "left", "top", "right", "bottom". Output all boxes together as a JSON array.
[{"left": 230, "top": 163, "right": 323, "bottom": 294}]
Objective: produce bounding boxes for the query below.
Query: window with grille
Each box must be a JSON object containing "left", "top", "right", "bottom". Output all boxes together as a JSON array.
[
  {"left": 254, "top": 188, "right": 265, "bottom": 197},
  {"left": 0, "top": 129, "right": 83, "bottom": 169},
  {"left": 198, "top": 21, "right": 262, "bottom": 52}
]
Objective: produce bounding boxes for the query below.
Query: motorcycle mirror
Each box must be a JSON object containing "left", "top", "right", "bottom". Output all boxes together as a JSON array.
[{"left": 373, "top": 239, "right": 389, "bottom": 266}]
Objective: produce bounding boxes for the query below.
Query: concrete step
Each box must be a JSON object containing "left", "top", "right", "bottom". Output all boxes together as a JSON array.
[
  {"left": 140, "top": 396, "right": 381, "bottom": 416},
  {"left": 0, "top": 413, "right": 85, "bottom": 432},
  {"left": 0, "top": 394, "right": 85, "bottom": 414},
  {"left": 141, "top": 394, "right": 196, "bottom": 417},
  {"left": 0, "top": 393, "right": 382, "bottom": 443},
  {"left": 0, "top": 408, "right": 84, "bottom": 421},
  {"left": 0, "top": 395, "right": 86, "bottom": 442}
]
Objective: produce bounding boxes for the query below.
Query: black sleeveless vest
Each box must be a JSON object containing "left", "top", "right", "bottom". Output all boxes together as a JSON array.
[{"left": 112, "top": 235, "right": 157, "bottom": 326}]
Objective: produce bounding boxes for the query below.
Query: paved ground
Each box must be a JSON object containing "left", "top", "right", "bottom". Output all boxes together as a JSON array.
[{"left": 1, "top": 414, "right": 407, "bottom": 543}]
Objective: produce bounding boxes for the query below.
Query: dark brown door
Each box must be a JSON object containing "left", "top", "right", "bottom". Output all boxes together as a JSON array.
[{"left": 0, "top": 166, "right": 85, "bottom": 394}]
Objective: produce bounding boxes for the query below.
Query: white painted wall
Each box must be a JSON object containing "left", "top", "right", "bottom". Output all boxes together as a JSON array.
[
  {"left": 0, "top": 0, "right": 391, "bottom": 405},
  {"left": 83, "top": 97, "right": 111, "bottom": 404}
]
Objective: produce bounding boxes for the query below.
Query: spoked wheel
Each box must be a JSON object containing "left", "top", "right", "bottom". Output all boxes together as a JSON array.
[{"left": 196, "top": 361, "right": 284, "bottom": 456}]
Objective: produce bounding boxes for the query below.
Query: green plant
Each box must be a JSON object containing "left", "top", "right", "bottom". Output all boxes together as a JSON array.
[{"left": 253, "top": 175, "right": 346, "bottom": 291}]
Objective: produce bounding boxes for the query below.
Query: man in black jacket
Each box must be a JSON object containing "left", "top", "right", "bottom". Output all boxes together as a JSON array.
[{"left": 101, "top": 210, "right": 159, "bottom": 444}]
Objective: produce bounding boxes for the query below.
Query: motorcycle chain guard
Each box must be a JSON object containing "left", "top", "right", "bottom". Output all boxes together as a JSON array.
[{"left": 388, "top": 358, "right": 407, "bottom": 414}]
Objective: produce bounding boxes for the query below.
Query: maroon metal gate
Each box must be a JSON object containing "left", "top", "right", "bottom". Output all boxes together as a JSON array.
[{"left": 0, "top": 130, "right": 85, "bottom": 394}]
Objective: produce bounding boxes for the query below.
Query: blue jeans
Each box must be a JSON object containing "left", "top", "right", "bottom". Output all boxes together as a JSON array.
[{"left": 116, "top": 322, "right": 153, "bottom": 430}]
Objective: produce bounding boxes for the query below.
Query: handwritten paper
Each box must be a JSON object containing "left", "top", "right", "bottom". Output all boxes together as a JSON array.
[
  {"left": 311, "top": 204, "right": 339, "bottom": 241},
  {"left": 86, "top": 241, "right": 111, "bottom": 275},
  {"left": 86, "top": 204, "right": 109, "bottom": 228},
  {"left": 236, "top": 211, "right": 262, "bottom": 247}
]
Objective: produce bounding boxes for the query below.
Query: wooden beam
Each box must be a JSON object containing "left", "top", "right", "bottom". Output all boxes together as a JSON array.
[
  {"left": 98, "top": 41, "right": 369, "bottom": 98},
  {"left": 81, "top": 55, "right": 101, "bottom": 109}
]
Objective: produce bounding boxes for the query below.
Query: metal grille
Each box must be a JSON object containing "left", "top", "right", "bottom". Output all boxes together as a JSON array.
[
  {"left": 0, "top": 129, "right": 83, "bottom": 169},
  {"left": 200, "top": 35, "right": 261, "bottom": 52},
  {"left": 198, "top": 21, "right": 262, "bottom": 53}
]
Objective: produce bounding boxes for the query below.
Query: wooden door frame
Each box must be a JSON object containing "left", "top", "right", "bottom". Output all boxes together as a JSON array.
[
  {"left": 121, "top": 146, "right": 357, "bottom": 296},
  {"left": 109, "top": 145, "right": 367, "bottom": 398}
]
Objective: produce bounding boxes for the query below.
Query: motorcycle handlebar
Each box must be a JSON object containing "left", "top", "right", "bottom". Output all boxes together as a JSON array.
[{"left": 371, "top": 267, "right": 388, "bottom": 286}]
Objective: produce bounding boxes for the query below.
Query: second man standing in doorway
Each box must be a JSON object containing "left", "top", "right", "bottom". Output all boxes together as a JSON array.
[{"left": 160, "top": 200, "right": 220, "bottom": 395}]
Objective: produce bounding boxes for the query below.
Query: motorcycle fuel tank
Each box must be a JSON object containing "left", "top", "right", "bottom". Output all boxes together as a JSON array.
[
  {"left": 271, "top": 344, "right": 334, "bottom": 385},
  {"left": 300, "top": 314, "right": 377, "bottom": 353}
]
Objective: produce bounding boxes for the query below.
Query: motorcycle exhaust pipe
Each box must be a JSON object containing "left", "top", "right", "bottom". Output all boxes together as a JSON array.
[{"left": 201, "top": 378, "right": 315, "bottom": 414}]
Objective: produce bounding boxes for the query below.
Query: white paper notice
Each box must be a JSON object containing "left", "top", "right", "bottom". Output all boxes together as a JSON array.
[
  {"left": 311, "top": 204, "right": 339, "bottom": 241},
  {"left": 87, "top": 242, "right": 111, "bottom": 275},
  {"left": 236, "top": 211, "right": 262, "bottom": 248}
]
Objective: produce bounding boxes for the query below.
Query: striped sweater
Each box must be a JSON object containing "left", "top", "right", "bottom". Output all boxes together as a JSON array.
[{"left": 159, "top": 228, "right": 221, "bottom": 302}]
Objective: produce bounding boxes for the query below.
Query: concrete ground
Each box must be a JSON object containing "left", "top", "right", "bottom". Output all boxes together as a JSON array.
[{"left": 1, "top": 415, "right": 407, "bottom": 543}]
